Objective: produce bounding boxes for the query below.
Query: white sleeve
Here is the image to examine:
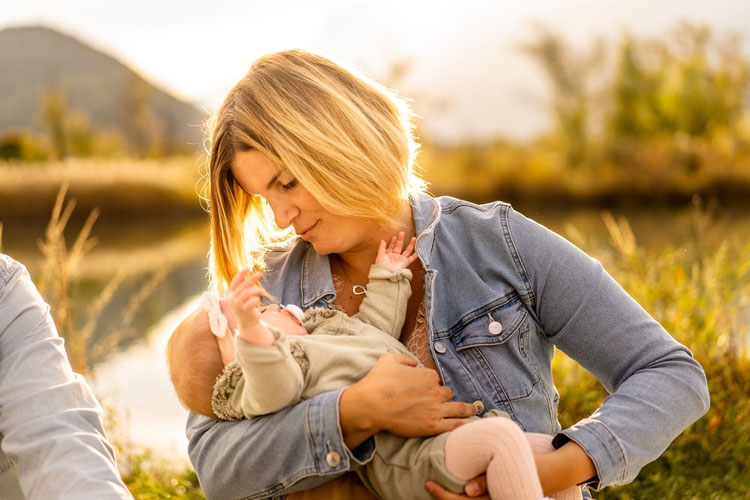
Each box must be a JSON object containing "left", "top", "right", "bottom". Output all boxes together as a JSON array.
[{"left": 0, "top": 257, "right": 132, "bottom": 499}]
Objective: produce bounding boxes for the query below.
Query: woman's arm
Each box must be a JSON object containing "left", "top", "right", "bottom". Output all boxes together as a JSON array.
[
  {"left": 188, "top": 389, "right": 375, "bottom": 499},
  {"left": 506, "top": 207, "right": 710, "bottom": 490},
  {"left": 188, "top": 351, "right": 477, "bottom": 498}
]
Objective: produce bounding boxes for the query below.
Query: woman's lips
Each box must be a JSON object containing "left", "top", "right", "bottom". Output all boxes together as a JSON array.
[{"left": 298, "top": 220, "right": 319, "bottom": 240}]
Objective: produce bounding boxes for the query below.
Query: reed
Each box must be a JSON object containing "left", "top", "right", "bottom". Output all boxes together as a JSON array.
[{"left": 32, "top": 183, "right": 173, "bottom": 373}]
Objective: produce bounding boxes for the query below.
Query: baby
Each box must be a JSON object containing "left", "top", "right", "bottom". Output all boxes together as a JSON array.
[{"left": 167, "top": 233, "right": 581, "bottom": 500}]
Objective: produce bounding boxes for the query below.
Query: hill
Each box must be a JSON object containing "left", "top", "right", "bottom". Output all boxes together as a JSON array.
[{"left": 0, "top": 25, "right": 206, "bottom": 152}]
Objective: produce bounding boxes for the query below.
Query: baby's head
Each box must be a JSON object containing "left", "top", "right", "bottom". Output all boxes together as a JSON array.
[
  {"left": 166, "top": 298, "right": 307, "bottom": 418},
  {"left": 256, "top": 303, "right": 307, "bottom": 336},
  {"left": 166, "top": 306, "right": 225, "bottom": 418}
]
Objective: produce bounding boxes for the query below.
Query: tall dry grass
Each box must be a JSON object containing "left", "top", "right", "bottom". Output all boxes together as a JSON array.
[
  {"left": 555, "top": 200, "right": 750, "bottom": 498},
  {"left": 31, "top": 183, "right": 170, "bottom": 372}
]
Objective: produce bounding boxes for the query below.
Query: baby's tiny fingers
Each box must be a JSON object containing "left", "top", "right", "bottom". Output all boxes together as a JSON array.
[
  {"left": 386, "top": 235, "right": 397, "bottom": 252},
  {"left": 393, "top": 231, "right": 405, "bottom": 253},
  {"left": 402, "top": 236, "right": 416, "bottom": 256},
  {"left": 229, "top": 268, "right": 250, "bottom": 291}
]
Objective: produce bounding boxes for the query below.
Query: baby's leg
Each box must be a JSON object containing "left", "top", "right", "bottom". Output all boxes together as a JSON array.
[
  {"left": 524, "top": 433, "right": 582, "bottom": 500},
  {"left": 444, "top": 417, "right": 543, "bottom": 500}
]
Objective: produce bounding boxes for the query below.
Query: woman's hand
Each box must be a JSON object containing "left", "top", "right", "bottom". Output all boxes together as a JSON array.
[
  {"left": 339, "top": 352, "right": 477, "bottom": 448},
  {"left": 426, "top": 476, "right": 489, "bottom": 499}
]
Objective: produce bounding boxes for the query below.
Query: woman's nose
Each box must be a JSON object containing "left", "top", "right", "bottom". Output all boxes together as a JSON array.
[{"left": 269, "top": 199, "right": 299, "bottom": 229}]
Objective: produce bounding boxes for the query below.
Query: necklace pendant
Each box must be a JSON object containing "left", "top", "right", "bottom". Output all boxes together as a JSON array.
[{"left": 352, "top": 285, "right": 367, "bottom": 296}]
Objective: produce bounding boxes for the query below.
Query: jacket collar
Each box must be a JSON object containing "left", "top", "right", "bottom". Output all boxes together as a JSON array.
[
  {"left": 410, "top": 192, "right": 441, "bottom": 269},
  {"left": 300, "top": 244, "right": 335, "bottom": 308}
]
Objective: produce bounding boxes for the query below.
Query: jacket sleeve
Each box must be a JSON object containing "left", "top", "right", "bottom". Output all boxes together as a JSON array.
[
  {"left": 187, "top": 389, "right": 376, "bottom": 499},
  {"left": 352, "top": 265, "right": 412, "bottom": 339},
  {"left": 505, "top": 207, "right": 710, "bottom": 490},
  {"left": 0, "top": 257, "right": 132, "bottom": 499},
  {"left": 214, "top": 332, "right": 305, "bottom": 419}
]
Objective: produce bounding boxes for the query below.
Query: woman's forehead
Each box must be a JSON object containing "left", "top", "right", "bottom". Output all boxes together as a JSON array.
[{"left": 231, "top": 150, "right": 281, "bottom": 194}]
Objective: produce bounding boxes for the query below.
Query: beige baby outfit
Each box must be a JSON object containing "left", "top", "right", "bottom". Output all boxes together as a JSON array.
[{"left": 212, "top": 265, "right": 506, "bottom": 500}]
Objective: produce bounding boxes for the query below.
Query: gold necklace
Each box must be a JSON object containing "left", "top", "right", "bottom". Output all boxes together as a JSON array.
[{"left": 336, "top": 256, "right": 367, "bottom": 296}]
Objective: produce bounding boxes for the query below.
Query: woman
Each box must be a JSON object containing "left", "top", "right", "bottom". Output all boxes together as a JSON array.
[{"left": 184, "top": 49, "right": 709, "bottom": 499}]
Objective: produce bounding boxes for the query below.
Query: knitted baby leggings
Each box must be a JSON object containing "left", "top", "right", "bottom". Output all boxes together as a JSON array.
[{"left": 444, "top": 417, "right": 583, "bottom": 500}]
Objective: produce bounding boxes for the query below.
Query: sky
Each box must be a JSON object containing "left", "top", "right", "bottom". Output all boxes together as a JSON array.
[{"left": 2, "top": 0, "right": 750, "bottom": 142}]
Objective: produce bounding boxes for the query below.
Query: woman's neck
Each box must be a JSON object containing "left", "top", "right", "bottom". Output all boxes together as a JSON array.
[{"left": 336, "top": 203, "right": 415, "bottom": 278}]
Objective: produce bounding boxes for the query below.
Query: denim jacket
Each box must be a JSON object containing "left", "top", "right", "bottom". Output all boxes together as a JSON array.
[
  {"left": 187, "top": 194, "right": 710, "bottom": 499},
  {"left": 0, "top": 254, "right": 132, "bottom": 499}
]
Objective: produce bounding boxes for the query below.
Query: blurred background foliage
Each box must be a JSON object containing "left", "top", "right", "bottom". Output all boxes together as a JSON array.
[
  {"left": 0, "top": 20, "right": 748, "bottom": 500},
  {"left": 422, "top": 23, "right": 750, "bottom": 207}
]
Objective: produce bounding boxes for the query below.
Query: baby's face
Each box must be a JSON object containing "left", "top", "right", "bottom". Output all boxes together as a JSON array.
[{"left": 259, "top": 304, "right": 307, "bottom": 336}]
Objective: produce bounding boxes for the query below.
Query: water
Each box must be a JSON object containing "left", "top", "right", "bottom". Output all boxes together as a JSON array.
[{"left": 1, "top": 202, "right": 748, "bottom": 464}]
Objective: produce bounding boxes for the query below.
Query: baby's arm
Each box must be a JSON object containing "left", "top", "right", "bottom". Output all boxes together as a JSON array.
[
  {"left": 218, "top": 270, "right": 304, "bottom": 418},
  {"left": 353, "top": 232, "right": 417, "bottom": 338}
]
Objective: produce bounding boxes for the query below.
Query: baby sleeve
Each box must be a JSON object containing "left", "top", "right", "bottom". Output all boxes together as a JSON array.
[
  {"left": 352, "top": 265, "right": 413, "bottom": 339},
  {"left": 212, "top": 329, "right": 305, "bottom": 419}
]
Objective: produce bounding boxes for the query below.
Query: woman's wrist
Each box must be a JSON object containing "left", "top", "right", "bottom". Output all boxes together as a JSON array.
[
  {"left": 536, "top": 441, "right": 596, "bottom": 495},
  {"left": 338, "top": 383, "right": 381, "bottom": 449}
]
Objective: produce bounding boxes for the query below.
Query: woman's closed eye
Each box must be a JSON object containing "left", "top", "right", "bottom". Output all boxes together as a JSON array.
[{"left": 280, "top": 178, "right": 298, "bottom": 191}]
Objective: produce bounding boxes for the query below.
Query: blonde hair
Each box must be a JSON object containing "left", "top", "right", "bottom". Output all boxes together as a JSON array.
[
  {"left": 203, "top": 49, "right": 426, "bottom": 292},
  {"left": 166, "top": 308, "right": 225, "bottom": 418}
]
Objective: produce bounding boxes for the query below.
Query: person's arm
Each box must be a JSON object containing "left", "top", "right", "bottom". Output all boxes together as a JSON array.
[
  {"left": 213, "top": 269, "right": 306, "bottom": 418},
  {"left": 189, "top": 350, "right": 478, "bottom": 499},
  {"left": 213, "top": 331, "right": 305, "bottom": 419},
  {"left": 188, "top": 389, "right": 376, "bottom": 499},
  {"left": 0, "top": 256, "right": 131, "bottom": 499},
  {"left": 353, "top": 233, "right": 416, "bottom": 338},
  {"left": 506, "top": 207, "right": 710, "bottom": 490},
  {"left": 352, "top": 265, "right": 412, "bottom": 338}
]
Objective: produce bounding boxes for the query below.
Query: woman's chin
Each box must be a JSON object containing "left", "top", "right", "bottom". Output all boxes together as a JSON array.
[{"left": 309, "top": 241, "right": 334, "bottom": 255}]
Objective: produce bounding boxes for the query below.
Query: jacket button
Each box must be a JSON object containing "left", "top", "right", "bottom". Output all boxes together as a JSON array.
[
  {"left": 473, "top": 400, "right": 485, "bottom": 414},
  {"left": 434, "top": 342, "right": 447, "bottom": 354},
  {"left": 488, "top": 321, "right": 503, "bottom": 335},
  {"left": 326, "top": 451, "right": 341, "bottom": 467}
]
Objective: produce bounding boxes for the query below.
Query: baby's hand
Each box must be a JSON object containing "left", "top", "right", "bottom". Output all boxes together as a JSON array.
[
  {"left": 227, "top": 269, "right": 266, "bottom": 329},
  {"left": 376, "top": 232, "right": 418, "bottom": 273}
]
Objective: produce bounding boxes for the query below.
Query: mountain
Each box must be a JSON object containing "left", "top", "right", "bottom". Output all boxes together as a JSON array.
[{"left": 0, "top": 25, "right": 206, "bottom": 151}]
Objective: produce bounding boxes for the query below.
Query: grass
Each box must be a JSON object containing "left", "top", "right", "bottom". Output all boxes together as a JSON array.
[{"left": 555, "top": 202, "right": 750, "bottom": 499}]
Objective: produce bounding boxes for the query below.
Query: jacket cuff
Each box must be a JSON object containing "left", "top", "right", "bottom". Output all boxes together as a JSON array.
[
  {"left": 307, "top": 389, "right": 375, "bottom": 473},
  {"left": 553, "top": 417, "right": 627, "bottom": 490}
]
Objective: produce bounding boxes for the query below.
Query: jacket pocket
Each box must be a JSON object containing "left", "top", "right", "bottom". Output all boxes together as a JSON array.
[{"left": 451, "top": 297, "right": 539, "bottom": 400}]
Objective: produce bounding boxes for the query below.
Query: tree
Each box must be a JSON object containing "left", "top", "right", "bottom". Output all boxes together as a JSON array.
[{"left": 521, "top": 25, "right": 604, "bottom": 169}]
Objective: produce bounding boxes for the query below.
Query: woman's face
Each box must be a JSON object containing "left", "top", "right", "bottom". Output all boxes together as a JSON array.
[{"left": 231, "top": 150, "right": 378, "bottom": 255}]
